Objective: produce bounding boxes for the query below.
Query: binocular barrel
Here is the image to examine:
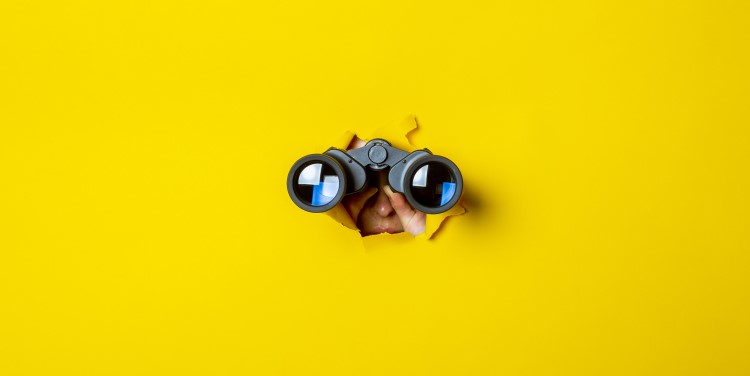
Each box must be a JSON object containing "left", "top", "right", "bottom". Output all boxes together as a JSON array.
[{"left": 287, "top": 139, "right": 462, "bottom": 214}]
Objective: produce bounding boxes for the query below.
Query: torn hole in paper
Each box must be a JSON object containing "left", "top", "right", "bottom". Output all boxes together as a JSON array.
[{"left": 324, "top": 116, "right": 467, "bottom": 240}]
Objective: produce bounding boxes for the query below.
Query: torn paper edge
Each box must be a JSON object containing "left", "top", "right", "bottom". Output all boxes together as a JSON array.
[{"left": 324, "top": 115, "right": 467, "bottom": 240}]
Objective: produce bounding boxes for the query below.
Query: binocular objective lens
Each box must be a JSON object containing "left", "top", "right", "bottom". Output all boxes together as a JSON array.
[
  {"left": 409, "top": 162, "right": 457, "bottom": 208},
  {"left": 294, "top": 162, "right": 341, "bottom": 207}
]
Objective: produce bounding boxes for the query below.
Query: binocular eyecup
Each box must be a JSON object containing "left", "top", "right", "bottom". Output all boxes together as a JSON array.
[{"left": 287, "top": 139, "right": 462, "bottom": 214}]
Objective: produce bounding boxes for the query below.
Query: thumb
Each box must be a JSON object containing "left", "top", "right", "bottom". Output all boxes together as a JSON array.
[{"left": 383, "top": 186, "right": 426, "bottom": 236}]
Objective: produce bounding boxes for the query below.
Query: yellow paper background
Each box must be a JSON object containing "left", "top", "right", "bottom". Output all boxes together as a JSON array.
[{"left": 1, "top": 1, "right": 749, "bottom": 375}]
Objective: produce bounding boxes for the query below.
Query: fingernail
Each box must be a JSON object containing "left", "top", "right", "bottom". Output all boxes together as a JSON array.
[{"left": 383, "top": 186, "right": 393, "bottom": 197}]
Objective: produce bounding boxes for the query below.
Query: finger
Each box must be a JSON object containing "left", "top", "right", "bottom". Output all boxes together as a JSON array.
[
  {"left": 343, "top": 187, "right": 378, "bottom": 221},
  {"left": 383, "top": 186, "right": 413, "bottom": 217},
  {"left": 384, "top": 186, "right": 425, "bottom": 235},
  {"left": 404, "top": 211, "right": 426, "bottom": 236}
]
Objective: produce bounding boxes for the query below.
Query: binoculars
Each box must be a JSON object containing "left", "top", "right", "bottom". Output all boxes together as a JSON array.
[{"left": 287, "top": 139, "right": 462, "bottom": 214}]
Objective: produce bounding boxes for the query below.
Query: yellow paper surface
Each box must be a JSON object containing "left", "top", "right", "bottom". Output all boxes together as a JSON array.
[{"left": 2, "top": 1, "right": 750, "bottom": 375}]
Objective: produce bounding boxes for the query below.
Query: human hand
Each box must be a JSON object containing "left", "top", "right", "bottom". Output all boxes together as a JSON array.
[{"left": 382, "top": 185, "right": 426, "bottom": 236}]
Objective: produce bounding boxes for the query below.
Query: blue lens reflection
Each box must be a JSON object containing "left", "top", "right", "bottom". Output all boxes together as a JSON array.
[
  {"left": 410, "top": 163, "right": 457, "bottom": 208},
  {"left": 440, "top": 182, "right": 456, "bottom": 206},
  {"left": 297, "top": 163, "right": 340, "bottom": 206}
]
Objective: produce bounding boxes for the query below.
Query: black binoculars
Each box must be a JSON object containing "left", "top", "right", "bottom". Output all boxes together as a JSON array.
[{"left": 287, "top": 139, "right": 462, "bottom": 214}]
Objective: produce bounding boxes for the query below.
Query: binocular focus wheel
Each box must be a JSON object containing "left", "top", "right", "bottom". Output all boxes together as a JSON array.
[{"left": 287, "top": 154, "right": 347, "bottom": 213}]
